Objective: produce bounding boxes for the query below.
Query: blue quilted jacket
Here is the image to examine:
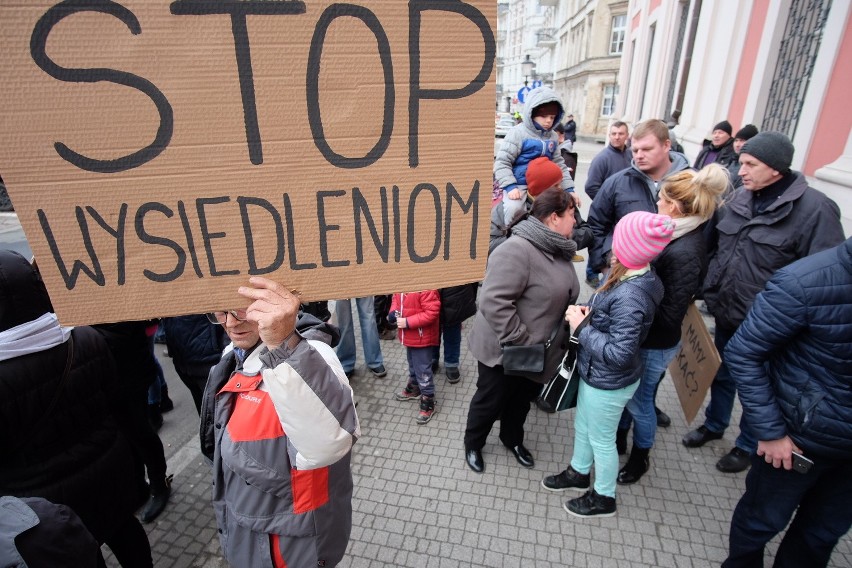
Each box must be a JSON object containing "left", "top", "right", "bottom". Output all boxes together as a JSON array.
[
  {"left": 576, "top": 270, "right": 664, "bottom": 390},
  {"left": 724, "top": 238, "right": 852, "bottom": 459}
]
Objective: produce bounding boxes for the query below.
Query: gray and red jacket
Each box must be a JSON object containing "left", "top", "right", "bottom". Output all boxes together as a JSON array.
[{"left": 201, "top": 315, "right": 360, "bottom": 568}]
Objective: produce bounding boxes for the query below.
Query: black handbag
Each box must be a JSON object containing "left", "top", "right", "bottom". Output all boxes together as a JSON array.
[
  {"left": 536, "top": 311, "right": 591, "bottom": 413},
  {"left": 501, "top": 310, "right": 570, "bottom": 382}
]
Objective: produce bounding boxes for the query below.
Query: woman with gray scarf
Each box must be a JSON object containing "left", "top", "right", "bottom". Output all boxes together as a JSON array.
[{"left": 464, "top": 187, "right": 580, "bottom": 473}]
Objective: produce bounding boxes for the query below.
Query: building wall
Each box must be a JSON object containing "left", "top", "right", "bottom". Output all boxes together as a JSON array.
[{"left": 617, "top": 0, "right": 851, "bottom": 233}]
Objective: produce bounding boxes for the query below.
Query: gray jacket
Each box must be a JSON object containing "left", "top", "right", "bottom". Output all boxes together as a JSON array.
[
  {"left": 468, "top": 233, "right": 580, "bottom": 383},
  {"left": 494, "top": 87, "right": 575, "bottom": 193},
  {"left": 703, "top": 172, "right": 844, "bottom": 331},
  {"left": 577, "top": 271, "right": 665, "bottom": 390},
  {"left": 203, "top": 316, "right": 359, "bottom": 568}
]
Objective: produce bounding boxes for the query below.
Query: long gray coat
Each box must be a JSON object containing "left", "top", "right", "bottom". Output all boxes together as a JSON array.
[{"left": 468, "top": 234, "right": 580, "bottom": 383}]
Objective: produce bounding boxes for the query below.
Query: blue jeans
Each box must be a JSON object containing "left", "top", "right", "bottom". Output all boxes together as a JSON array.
[
  {"left": 335, "top": 297, "right": 384, "bottom": 372},
  {"left": 432, "top": 322, "right": 462, "bottom": 368},
  {"left": 570, "top": 379, "right": 639, "bottom": 498},
  {"left": 723, "top": 455, "right": 852, "bottom": 568},
  {"left": 620, "top": 344, "right": 680, "bottom": 449},
  {"left": 703, "top": 327, "right": 757, "bottom": 453},
  {"left": 407, "top": 346, "right": 435, "bottom": 397}
]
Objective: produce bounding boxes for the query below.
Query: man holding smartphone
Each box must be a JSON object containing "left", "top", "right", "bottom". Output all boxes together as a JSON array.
[{"left": 720, "top": 237, "right": 852, "bottom": 568}]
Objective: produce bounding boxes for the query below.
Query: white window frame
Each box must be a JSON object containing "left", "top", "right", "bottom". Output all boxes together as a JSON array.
[
  {"left": 609, "top": 14, "right": 626, "bottom": 55},
  {"left": 601, "top": 84, "right": 619, "bottom": 116}
]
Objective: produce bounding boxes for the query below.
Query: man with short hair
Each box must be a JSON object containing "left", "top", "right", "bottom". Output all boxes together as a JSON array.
[
  {"left": 683, "top": 131, "right": 845, "bottom": 474},
  {"left": 721, "top": 237, "right": 852, "bottom": 568},
  {"left": 726, "top": 124, "right": 759, "bottom": 190},
  {"left": 584, "top": 121, "right": 631, "bottom": 201},
  {"left": 201, "top": 277, "right": 360, "bottom": 568},
  {"left": 587, "top": 119, "right": 691, "bottom": 283},
  {"left": 694, "top": 120, "right": 736, "bottom": 169}
]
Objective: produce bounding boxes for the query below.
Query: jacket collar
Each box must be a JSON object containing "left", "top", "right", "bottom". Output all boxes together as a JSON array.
[{"left": 727, "top": 171, "right": 808, "bottom": 219}]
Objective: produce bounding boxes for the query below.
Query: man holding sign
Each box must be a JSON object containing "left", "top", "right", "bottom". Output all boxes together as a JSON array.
[{"left": 200, "top": 277, "right": 360, "bottom": 568}]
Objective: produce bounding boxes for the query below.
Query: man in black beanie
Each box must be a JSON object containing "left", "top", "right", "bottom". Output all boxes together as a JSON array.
[
  {"left": 726, "top": 124, "right": 759, "bottom": 189},
  {"left": 694, "top": 119, "right": 736, "bottom": 169},
  {"left": 683, "top": 131, "right": 845, "bottom": 474}
]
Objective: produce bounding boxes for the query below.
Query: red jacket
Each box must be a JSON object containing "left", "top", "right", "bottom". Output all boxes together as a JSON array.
[{"left": 389, "top": 291, "right": 441, "bottom": 348}]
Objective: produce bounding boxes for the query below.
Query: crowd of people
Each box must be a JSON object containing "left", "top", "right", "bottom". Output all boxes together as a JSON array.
[{"left": 1, "top": 90, "right": 850, "bottom": 567}]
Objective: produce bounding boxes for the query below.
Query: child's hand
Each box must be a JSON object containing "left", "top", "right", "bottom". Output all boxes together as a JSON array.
[
  {"left": 397, "top": 317, "right": 408, "bottom": 329},
  {"left": 508, "top": 188, "right": 521, "bottom": 200}
]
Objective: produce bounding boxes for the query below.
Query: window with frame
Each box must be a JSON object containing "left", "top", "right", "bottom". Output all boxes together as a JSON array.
[
  {"left": 601, "top": 84, "right": 618, "bottom": 116},
  {"left": 610, "top": 14, "right": 626, "bottom": 55}
]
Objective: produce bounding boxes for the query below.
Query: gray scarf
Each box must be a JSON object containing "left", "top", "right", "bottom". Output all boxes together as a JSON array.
[{"left": 511, "top": 216, "right": 577, "bottom": 260}]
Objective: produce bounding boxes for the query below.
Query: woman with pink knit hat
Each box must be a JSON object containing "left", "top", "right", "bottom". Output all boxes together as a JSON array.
[{"left": 541, "top": 211, "right": 674, "bottom": 518}]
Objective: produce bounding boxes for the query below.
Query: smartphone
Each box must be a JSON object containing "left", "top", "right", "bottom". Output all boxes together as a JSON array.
[{"left": 791, "top": 451, "right": 814, "bottom": 474}]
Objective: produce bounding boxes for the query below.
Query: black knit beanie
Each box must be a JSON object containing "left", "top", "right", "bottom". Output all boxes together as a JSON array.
[
  {"left": 740, "top": 131, "right": 794, "bottom": 173},
  {"left": 713, "top": 120, "right": 733, "bottom": 136},
  {"left": 735, "top": 124, "right": 759, "bottom": 141}
]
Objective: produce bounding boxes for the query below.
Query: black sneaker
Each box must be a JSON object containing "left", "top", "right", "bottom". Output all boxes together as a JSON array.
[
  {"left": 541, "top": 466, "right": 590, "bottom": 492},
  {"left": 369, "top": 365, "right": 387, "bottom": 378},
  {"left": 585, "top": 275, "right": 600, "bottom": 288},
  {"left": 394, "top": 383, "right": 421, "bottom": 401},
  {"left": 446, "top": 367, "right": 461, "bottom": 384},
  {"left": 344, "top": 369, "right": 355, "bottom": 379},
  {"left": 564, "top": 489, "right": 616, "bottom": 518},
  {"left": 416, "top": 396, "right": 436, "bottom": 425}
]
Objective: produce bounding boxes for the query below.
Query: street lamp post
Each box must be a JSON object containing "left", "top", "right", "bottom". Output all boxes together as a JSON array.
[{"left": 521, "top": 54, "right": 536, "bottom": 87}]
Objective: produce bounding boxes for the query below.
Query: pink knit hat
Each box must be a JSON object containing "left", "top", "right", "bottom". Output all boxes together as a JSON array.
[{"left": 612, "top": 212, "right": 674, "bottom": 269}]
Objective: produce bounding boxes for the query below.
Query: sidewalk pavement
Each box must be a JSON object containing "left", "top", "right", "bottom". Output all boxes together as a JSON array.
[
  {"left": 117, "top": 310, "right": 852, "bottom": 568},
  {"left": 77, "top": 139, "right": 848, "bottom": 567}
]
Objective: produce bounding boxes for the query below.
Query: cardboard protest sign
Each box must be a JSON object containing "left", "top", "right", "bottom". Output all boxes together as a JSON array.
[
  {"left": 0, "top": 0, "right": 496, "bottom": 325},
  {"left": 668, "top": 303, "right": 721, "bottom": 425}
]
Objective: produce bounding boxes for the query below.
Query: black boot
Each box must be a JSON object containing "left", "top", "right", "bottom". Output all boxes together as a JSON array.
[
  {"left": 140, "top": 474, "right": 173, "bottom": 523},
  {"left": 616, "top": 428, "right": 629, "bottom": 456},
  {"left": 617, "top": 446, "right": 650, "bottom": 485}
]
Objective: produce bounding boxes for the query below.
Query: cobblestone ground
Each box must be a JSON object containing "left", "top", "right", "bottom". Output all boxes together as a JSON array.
[{"left": 102, "top": 142, "right": 851, "bottom": 567}]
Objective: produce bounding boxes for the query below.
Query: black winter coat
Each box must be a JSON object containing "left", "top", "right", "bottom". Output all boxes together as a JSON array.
[
  {"left": 439, "top": 283, "right": 478, "bottom": 326},
  {"left": 643, "top": 226, "right": 708, "bottom": 349},
  {"left": 0, "top": 327, "right": 142, "bottom": 543},
  {"left": 694, "top": 137, "right": 736, "bottom": 169},
  {"left": 577, "top": 271, "right": 665, "bottom": 390},
  {"left": 162, "top": 314, "right": 227, "bottom": 367},
  {"left": 724, "top": 238, "right": 852, "bottom": 459},
  {"left": 703, "top": 172, "right": 844, "bottom": 331}
]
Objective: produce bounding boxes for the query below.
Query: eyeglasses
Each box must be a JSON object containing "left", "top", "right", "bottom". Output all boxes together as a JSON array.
[{"left": 206, "top": 310, "right": 247, "bottom": 325}]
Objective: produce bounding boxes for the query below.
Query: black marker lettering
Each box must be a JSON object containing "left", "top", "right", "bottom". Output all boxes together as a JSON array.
[
  {"left": 444, "top": 180, "right": 479, "bottom": 260},
  {"left": 282, "top": 193, "right": 317, "bottom": 270},
  {"left": 407, "top": 183, "right": 441, "bottom": 263},
  {"left": 307, "top": 4, "right": 394, "bottom": 168},
  {"left": 176, "top": 200, "right": 204, "bottom": 278},
  {"left": 85, "top": 203, "right": 128, "bottom": 285},
  {"left": 134, "top": 202, "right": 186, "bottom": 282},
  {"left": 316, "top": 190, "right": 348, "bottom": 268},
  {"left": 170, "top": 0, "right": 306, "bottom": 165},
  {"left": 237, "top": 196, "right": 285, "bottom": 275},
  {"left": 31, "top": 0, "right": 173, "bottom": 173},
  {"left": 196, "top": 197, "right": 239, "bottom": 276},
  {"left": 38, "top": 207, "right": 105, "bottom": 289},
  {"left": 408, "top": 0, "right": 494, "bottom": 167},
  {"left": 353, "top": 187, "right": 389, "bottom": 263}
]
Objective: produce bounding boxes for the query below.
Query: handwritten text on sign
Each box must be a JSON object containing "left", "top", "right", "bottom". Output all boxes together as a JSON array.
[{"left": 0, "top": 0, "right": 497, "bottom": 325}]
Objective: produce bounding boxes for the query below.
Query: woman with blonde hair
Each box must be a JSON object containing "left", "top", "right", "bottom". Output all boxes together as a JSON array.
[{"left": 615, "top": 163, "right": 729, "bottom": 485}]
